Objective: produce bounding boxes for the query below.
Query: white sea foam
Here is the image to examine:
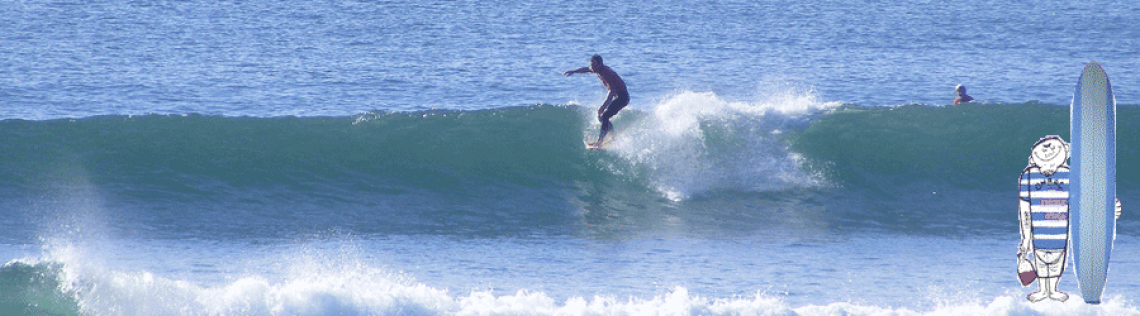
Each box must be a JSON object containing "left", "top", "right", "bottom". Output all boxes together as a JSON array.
[
  {"left": 36, "top": 257, "right": 1140, "bottom": 316},
  {"left": 0, "top": 238, "right": 1130, "bottom": 314},
  {"left": 18, "top": 240, "right": 1139, "bottom": 316},
  {"left": 601, "top": 89, "right": 840, "bottom": 200}
]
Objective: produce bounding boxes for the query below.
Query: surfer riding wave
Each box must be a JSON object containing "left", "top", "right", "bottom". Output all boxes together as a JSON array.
[{"left": 564, "top": 54, "right": 628, "bottom": 148}]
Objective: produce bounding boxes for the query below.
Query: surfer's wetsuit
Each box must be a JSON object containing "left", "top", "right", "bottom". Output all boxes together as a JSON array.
[
  {"left": 1019, "top": 167, "right": 1070, "bottom": 277},
  {"left": 598, "top": 89, "right": 629, "bottom": 142}
]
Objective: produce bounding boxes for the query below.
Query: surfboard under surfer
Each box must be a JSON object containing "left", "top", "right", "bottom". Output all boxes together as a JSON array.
[{"left": 564, "top": 55, "right": 629, "bottom": 148}]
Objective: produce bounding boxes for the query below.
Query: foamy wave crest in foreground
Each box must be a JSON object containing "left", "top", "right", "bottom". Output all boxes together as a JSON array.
[
  {"left": 602, "top": 89, "right": 840, "bottom": 200},
  {"left": 7, "top": 251, "right": 1138, "bottom": 316}
]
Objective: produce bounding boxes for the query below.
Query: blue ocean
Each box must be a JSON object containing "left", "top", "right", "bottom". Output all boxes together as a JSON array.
[{"left": 2, "top": 0, "right": 1139, "bottom": 315}]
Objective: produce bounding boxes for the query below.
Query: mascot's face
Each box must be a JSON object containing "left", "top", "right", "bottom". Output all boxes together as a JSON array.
[{"left": 1031, "top": 138, "right": 1068, "bottom": 171}]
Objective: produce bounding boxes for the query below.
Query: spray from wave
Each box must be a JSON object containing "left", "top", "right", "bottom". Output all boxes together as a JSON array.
[{"left": 598, "top": 89, "right": 840, "bottom": 200}]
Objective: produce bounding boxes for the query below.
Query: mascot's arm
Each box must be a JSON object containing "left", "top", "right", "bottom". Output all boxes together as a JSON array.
[
  {"left": 1018, "top": 172, "right": 1033, "bottom": 257},
  {"left": 1018, "top": 198, "right": 1033, "bottom": 257}
]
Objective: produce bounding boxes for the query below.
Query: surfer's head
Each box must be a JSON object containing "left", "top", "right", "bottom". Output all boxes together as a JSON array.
[
  {"left": 955, "top": 84, "right": 967, "bottom": 96},
  {"left": 1029, "top": 135, "right": 1069, "bottom": 174},
  {"left": 591, "top": 55, "right": 603, "bottom": 67}
]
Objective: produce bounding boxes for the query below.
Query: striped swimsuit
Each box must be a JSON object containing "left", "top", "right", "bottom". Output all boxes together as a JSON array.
[{"left": 1019, "top": 168, "right": 1070, "bottom": 250}]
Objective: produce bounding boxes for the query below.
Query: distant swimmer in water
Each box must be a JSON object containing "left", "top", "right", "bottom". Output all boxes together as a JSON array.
[
  {"left": 953, "top": 84, "right": 974, "bottom": 105},
  {"left": 563, "top": 55, "right": 629, "bottom": 149}
]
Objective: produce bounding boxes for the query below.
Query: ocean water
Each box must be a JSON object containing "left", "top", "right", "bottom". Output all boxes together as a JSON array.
[{"left": 2, "top": 0, "right": 1139, "bottom": 315}]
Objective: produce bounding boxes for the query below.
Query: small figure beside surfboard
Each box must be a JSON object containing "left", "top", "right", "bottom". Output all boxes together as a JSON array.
[
  {"left": 564, "top": 55, "right": 629, "bottom": 150},
  {"left": 1017, "top": 62, "right": 1122, "bottom": 304}
]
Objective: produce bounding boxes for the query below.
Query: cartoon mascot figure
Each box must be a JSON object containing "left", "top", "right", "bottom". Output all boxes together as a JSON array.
[
  {"left": 1017, "top": 135, "right": 1072, "bottom": 302},
  {"left": 1017, "top": 135, "right": 1123, "bottom": 302}
]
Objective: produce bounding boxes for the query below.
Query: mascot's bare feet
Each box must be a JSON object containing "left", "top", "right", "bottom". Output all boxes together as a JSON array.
[
  {"left": 1027, "top": 291, "right": 1049, "bottom": 303},
  {"left": 1049, "top": 291, "right": 1069, "bottom": 302}
]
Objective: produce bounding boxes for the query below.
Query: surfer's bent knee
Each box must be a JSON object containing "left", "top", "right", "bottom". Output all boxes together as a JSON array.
[{"left": 600, "top": 93, "right": 629, "bottom": 121}]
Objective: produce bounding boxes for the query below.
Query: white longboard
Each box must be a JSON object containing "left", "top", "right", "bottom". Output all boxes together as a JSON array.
[
  {"left": 583, "top": 129, "right": 624, "bottom": 150},
  {"left": 1069, "top": 62, "right": 1117, "bottom": 304}
]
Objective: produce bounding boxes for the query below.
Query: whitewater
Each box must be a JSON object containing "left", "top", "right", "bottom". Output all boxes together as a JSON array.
[{"left": 4, "top": 0, "right": 1140, "bottom": 315}]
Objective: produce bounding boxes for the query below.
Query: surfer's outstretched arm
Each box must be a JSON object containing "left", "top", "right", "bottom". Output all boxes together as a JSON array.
[{"left": 563, "top": 67, "right": 592, "bottom": 76}]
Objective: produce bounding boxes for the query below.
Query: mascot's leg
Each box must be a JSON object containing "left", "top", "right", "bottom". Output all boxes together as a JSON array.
[{"left": 1028, "top": 249, "right": 1068, "bottom": 302}]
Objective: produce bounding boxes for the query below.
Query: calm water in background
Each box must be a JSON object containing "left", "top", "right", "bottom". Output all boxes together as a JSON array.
[
  {"left": 4, "top": 0, "right": 1140, "bottom": 119},
  {"left": 2, "top": 0, "right": 1140, "bottom": 315}
]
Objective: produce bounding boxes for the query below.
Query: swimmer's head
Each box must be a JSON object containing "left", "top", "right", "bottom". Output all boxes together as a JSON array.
[
  {"left": 1029, "top": 135, "right": 1069, "bottom": 173},
  {"left": 955, "top": 84, "right": 967, "bottom": 96},
  {"left": 591, "top": 55, "right": 603, "bottom": 67}
]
